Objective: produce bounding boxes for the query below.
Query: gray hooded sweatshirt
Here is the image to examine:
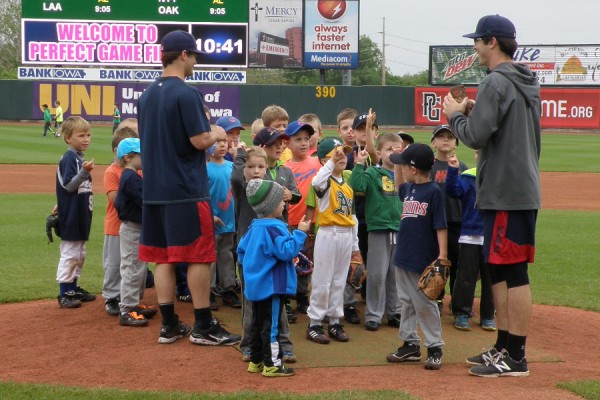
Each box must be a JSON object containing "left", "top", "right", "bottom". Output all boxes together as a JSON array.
[{"left": 449, "top": 62, "right": 541, "bottom": 210}]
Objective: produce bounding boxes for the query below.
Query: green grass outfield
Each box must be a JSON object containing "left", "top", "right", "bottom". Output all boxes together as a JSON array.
[
  {"left": 1, "top": 122, "right": 599, "bottom": 399},
  {"left": 1, "top": 123, "right": 599, "bottom": 172}
]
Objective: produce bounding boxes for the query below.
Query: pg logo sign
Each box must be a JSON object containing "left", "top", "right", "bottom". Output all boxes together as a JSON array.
[{"left": 422, "top": 92, "right": 441, "bottom": 122}]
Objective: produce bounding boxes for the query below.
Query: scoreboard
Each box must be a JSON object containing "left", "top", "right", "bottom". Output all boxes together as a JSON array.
[{"left": 21, "top": 0, "right": 249, "bottom": 68}]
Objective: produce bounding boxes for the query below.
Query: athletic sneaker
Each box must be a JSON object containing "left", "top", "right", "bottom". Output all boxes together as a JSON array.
[
  {"left": 104, "top": 299, "right": 120, "bottom": 316},
  {"left": 241, "top": 348, "right": 251, "bottom": 362},
  {"left": 365, "top": 321, "right": 380, "bottom": 331},
  {"left": 119, "top": 311, "right": 149, "bottom": 327},
  {"left": 177, "top": 294, "right": 192, "bottom": 303},
  {"left": 247, "top": 361, "right": 264, "bottom": 373},
  {"left": 74, "top": 286, "right": 97, "bottom": 302},
  {"left": 454, "top": 314, "right": 472, "bottom": 331},
  {"left": 222, "top": 290, "right": 242, "bottom": 308},
  {"left": 306, "top": 325, "right": 330, "bottom": 344},
  {"left": 424, "top": 347, "right": 443, "bottom": 370},
  {"left": 158, "top": 320, "right": 192, "bottom": 344},
  {"left": 328, "top": 323, "right": 349, "bottom": 342},
  {"left": 468, "top": 350, "right": 529, "bottom": 377},
  {"left": 343, "top": 306, "right": 360, "bottom": 324},
  {"left": 133, "top": 305, "right": 157, "bottom": 319},
  {"left": 282, "top": 351, "right": 297, "bottom": 363},
  {"left": 480, "top": 319, "right": 497, "bottom": 331},
  {"left": 387, "top": 313, "right": 401, "bottom": 328},
  {"left": 466, "top": 347, "right": 500, "bottom": 366},
  {"left": 189, "top": 319, "right": 241, "bottom": 346},
  {"left": 262, "top": 365, "right": 295, "bottom": 378},
  {"left": 386, "top": 342, "right": 422, "bottom": 363},
  {"left": 57, "top": 291, "right": 81, "bottom": 309}
]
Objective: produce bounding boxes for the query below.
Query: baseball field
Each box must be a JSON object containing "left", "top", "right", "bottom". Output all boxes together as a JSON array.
[{"left": 0, "top": 123, "right": 599, "bottom": 400}]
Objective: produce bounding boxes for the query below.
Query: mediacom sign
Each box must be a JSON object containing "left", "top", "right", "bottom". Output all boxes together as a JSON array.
[{"left": 414, "top": 87, "right": 600, "bottom": 129}]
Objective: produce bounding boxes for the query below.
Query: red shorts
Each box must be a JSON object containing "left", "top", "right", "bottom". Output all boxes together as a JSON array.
[
  {"left": 483, "top": 210, "right": 537, "bottom": 265},
  {"left": 139, "top": 201, "right": 216, "bottom": 264}
]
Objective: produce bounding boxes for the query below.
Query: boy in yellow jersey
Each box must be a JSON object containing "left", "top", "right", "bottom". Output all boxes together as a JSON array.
[{"left": 306, "top": 137, "right": 359, "bottom": 344}]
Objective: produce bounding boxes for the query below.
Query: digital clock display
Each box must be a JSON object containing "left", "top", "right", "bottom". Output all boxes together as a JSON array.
[
  {"left": 192, "top": 24, "right": 247, "bottom": 68},
  {"left": 94, "top": 6, "right": 111, "bottom": 13}
]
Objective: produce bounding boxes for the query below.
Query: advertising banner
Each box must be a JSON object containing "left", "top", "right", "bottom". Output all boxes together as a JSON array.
[
  {"left": 303, "top": 0, "right": 359, "bottom": 69},
  {"left": 19, "top": 67, "right": 246, "bottom": 84},
  {"left": 430, "top": 45, "right": 600, "bottom": 86},
  {"left": 414, "top": 87, "right": 600, "bottom": 129},
  {"left": 32, "top": 82, "right": 240, "bottom": 123},
  {"left": 249, "top": 0, "right": 303, "bottom": 68}
]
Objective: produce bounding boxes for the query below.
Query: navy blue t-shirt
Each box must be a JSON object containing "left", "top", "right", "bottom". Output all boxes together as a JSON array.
[
  {"left": 137, "top": 77, "right": 212, "bottom": 204},
  {"left": 115, "top": 168, "right": 143, "bottom": 223},
  {"left": 394, "top": 181, "right": 447, "bottom": 273},
  {"left": 56, "top": 149, "right": 93, "bottom": 241}
]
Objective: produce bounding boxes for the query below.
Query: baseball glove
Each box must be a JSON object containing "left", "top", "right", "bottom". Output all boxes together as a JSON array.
[
  {"left": 46, "top": 213, "right": 60, "bottom": 243},
  {"left": 294, "top": 250, "right": 314, "bottom": 276},
  {"left": 418, "top": 259, "right": 451, "bottom": 300},
  {"left": 347, "top": 253, "right": 366, "bottom": 290}
]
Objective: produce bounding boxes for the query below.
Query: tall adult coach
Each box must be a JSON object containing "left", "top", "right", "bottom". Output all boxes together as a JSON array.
[
  {"left": 442, "top": 15, "right": 541, "bottom": 377},
  {"left": 138, "top": 30, "right": 241, "bottom": 346}
]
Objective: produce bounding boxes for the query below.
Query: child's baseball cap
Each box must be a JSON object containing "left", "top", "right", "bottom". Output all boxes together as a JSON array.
[
  {"left": 431, "top": 124, "right": 459, "bottom": 145},
  {"left": 463, "top": 14, "right": 516, "bottom": 39},
  {"left": 253, "top": 127, "right": 288, "bottom": 147},
  {"left": 390, "top": 143, "right": 434, "bottom": 171},
  {"left": 117, "top": 137, "right": 141, "bottom": 159},
  {"left": 313, "top": 137, "right": 352, "bottom": 159},
  {"left": 352, "top": 113, "right": 378, "bottom": 130},
  {"left": 161, "top": 30, "right": 203, "bottom": 56},
  {"left": 246, "top": 179, "right": 284, "bottom": 218},
  {"left": 285, "top": 120, "right": 315, "bottom": 137},
  {"left": 398, "top": 132, "right": 415, "bottom": 144},
  {"left": 216, "top": 116, "right": 245, "bottom": 132}
]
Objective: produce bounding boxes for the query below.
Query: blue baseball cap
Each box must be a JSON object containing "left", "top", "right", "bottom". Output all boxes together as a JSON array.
[
  {"left": 161, "top": 30, "right": 203, "bottom": 55},
  {"left": 253, "top": 127, "right": 288, "bottom": 147},
  {"left": 389, "top": 143, "right": 434, "bottom": 171},
  {"left": 463, "top": 15, "right": 516, "bottom": 39},
  {"left": 216, "top": 116, "right": 245, "bottom": 132},
  {"left": 285, "top": 120, "right": 315, "bottom": 137},
  {"left": 117, "top": 138, "right": 140, "bottom": 159}
]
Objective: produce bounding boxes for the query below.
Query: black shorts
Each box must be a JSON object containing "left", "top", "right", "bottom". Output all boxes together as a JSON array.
[{"left": 483, "top": 210, "right": 537, "bottom": 265}]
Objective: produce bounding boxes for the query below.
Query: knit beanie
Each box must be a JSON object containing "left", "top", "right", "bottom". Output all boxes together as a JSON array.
[{"left": 246, "top": 179, "right": 284, "bottom": 218}]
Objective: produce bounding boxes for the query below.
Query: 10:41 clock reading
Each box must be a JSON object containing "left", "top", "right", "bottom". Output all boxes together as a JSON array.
[{"left": 196, "top": 38, "right": 243, "bottom": 54}]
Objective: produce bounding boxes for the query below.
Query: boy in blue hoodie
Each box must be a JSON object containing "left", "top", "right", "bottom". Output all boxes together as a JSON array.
[
  {"left": 237, "top": 179, "right": 310, "bottom": 377},
  {"left": 446, "top": 151, "right": 495, "bottom": 331}
]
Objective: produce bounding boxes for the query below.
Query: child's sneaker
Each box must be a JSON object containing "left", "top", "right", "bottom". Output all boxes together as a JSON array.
[
  {"left": 424, "top": 347, "right": 443, "bottom": 370},
  {"left": 327, "top": 323, "right": 349, "bottom": 342},
  {"left": 387, "top": 313, "right": 401, "bottom": 328},
  {"left": 177, "top": 294, "right": 192, "bottom": 303},
  {"left": 343, "top": 306, "right": 360, "bottom": 324},
  {"left": 222, "top": 290, "right": 242, "bottom": 308},
  {"left": 104, "top": 298, "right": 120, "bottom": 316},
  {"left": 158, "top": 319, "right": 192, "bottom": 344},
  {"left": 480, "top": 319, "right": 497, "bottom": 331},
  {"left": 189, "top": 319, "right": 241, "bottom": 346},
  {"left": 74, "top": 286, "right": 97, "bottom": 302},
  {"left": 386, "top": 342, "right": 421, "bottom": 363},
  {"left": 282, "top": 351, "right": 297, "bottom": 363},
  {"left": 57, "top": 291, "right": 81, "bottom": 309},
  {"left": 119, "top": 311, "right": 149, "bottom": 327},
  {"left": 247, "top": 361, "right": 264, "bottom": 373},
  {"left": 262, "top": 365, "right": 294, "bottom": 377},
  {"left": 454, "top": 314, "right": 472, "bottom": 331},
  {"left": 133, "top": 305, "right": 158, "bottom": 319},
  {"left": 241, "top": 348, "right": 252, "bottom": 362},
  {"left": 306, "top": 325, "right": 330, "bottom": 344}
]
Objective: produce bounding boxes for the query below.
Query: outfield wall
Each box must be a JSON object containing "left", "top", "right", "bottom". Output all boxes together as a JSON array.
[{"left": 1, "top": 80, "right": 599, "bottom": 129}]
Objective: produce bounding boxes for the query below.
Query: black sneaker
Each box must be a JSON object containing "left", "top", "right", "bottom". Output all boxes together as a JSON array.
[
  {"left": 57, "top": 291, "right": 81, "bottom": 309},
  {"left": 158, "top": 319, "right": 192, "bottom": 344},
  {"left": 262, "top": 365, "right": 295, "bottom": 377},
  {"left": 119, "top": 311, "right": 149, "bottom": 327},
  {"left": 177, "top": 294, "right": 192, "bottom": 303},
  {"left": 211, "top": 285, "right": 224, "bottom": 297},
  {"left": 386, "top": 342, "right": 421, "bottom": 363},
  {"left": 387, "top": 313, "right": 401, "bottom": 328},
  {"left": 210, "top": 293, "right": 219, "bottom": 310},
  {"left": 343, "top": 306, "right": 360, "bottom": 324},
  {"left": 468, "top": 350, "right": 529, "bottom": 377},
  {"left": 466, "top": 347, "right": 500, "bottom": 366},
  {"left": 285, "top": 302, "right": 297, "bottom": 324},
  {"left": 222, "top": 290, "right": 242, "bottom": 308},
  {"left": 189, "top": 319, "right": 241, "bottom": 346},
  {"left": 104, "top": 299, "right": 120, "bottom": 316},
  {"left": 424, "top": 347, "right": 443, "bottom": 370},
  {"left": 74, "top": 286, "right": 96, "bottom": 302},
  {"left": 365, "top": 321, "right": 380, "bottom": 331},
  {"left": 328, "top": 323, "right": 349, "bottom": 342},
  {"left": 133, "top": 305, "right": 158, "bottom": 319},
  {"left": 306, "top": 324, "right": 330, "bottom": 344}
]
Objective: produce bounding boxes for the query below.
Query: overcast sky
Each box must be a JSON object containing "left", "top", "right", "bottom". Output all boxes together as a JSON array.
[{"left": 360, "top": 0, "right": 600, "bottom": 76}]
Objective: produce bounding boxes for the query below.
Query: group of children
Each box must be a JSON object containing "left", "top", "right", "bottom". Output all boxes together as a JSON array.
[
  {"left": 41, "top": 101, "right": 63, "bottom": 137},
  {"left": 52, "top": 103, "right": 495, "bottom": 377}
]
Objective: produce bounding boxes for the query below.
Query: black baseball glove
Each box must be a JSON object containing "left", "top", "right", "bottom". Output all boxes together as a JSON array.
[{"left": 46, "top": 214, "right": 60, "bottom": 243}]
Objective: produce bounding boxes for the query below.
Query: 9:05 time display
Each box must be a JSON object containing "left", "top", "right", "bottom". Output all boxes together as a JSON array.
[{"left": 191, "top": 23, "right": 247, "bottom": 68}]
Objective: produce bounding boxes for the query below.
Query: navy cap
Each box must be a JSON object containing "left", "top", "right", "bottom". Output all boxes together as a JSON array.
[
  {"left": 216, "top": 116, "right": 245, "bottom": 132},
  {"left": 285, "top": 120, "right": 315, "bottom": 137},
  {"left": 352, "top": 113, "right": 378, "bottom": 130},
  {"left": 253, "top": 127, "right": 288, "bottom": 147},
  {"left": 117, "top": 138, "right": 140, "bottom": 159},
  {"left": 389, "top": 143, "right": 434, "bottom": 171},
  {"left": 463, "top": 15, "right": 516, "bottom": 39},
  {"left": 161, "top": 30, "right": 203, "bottom": 55}
]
